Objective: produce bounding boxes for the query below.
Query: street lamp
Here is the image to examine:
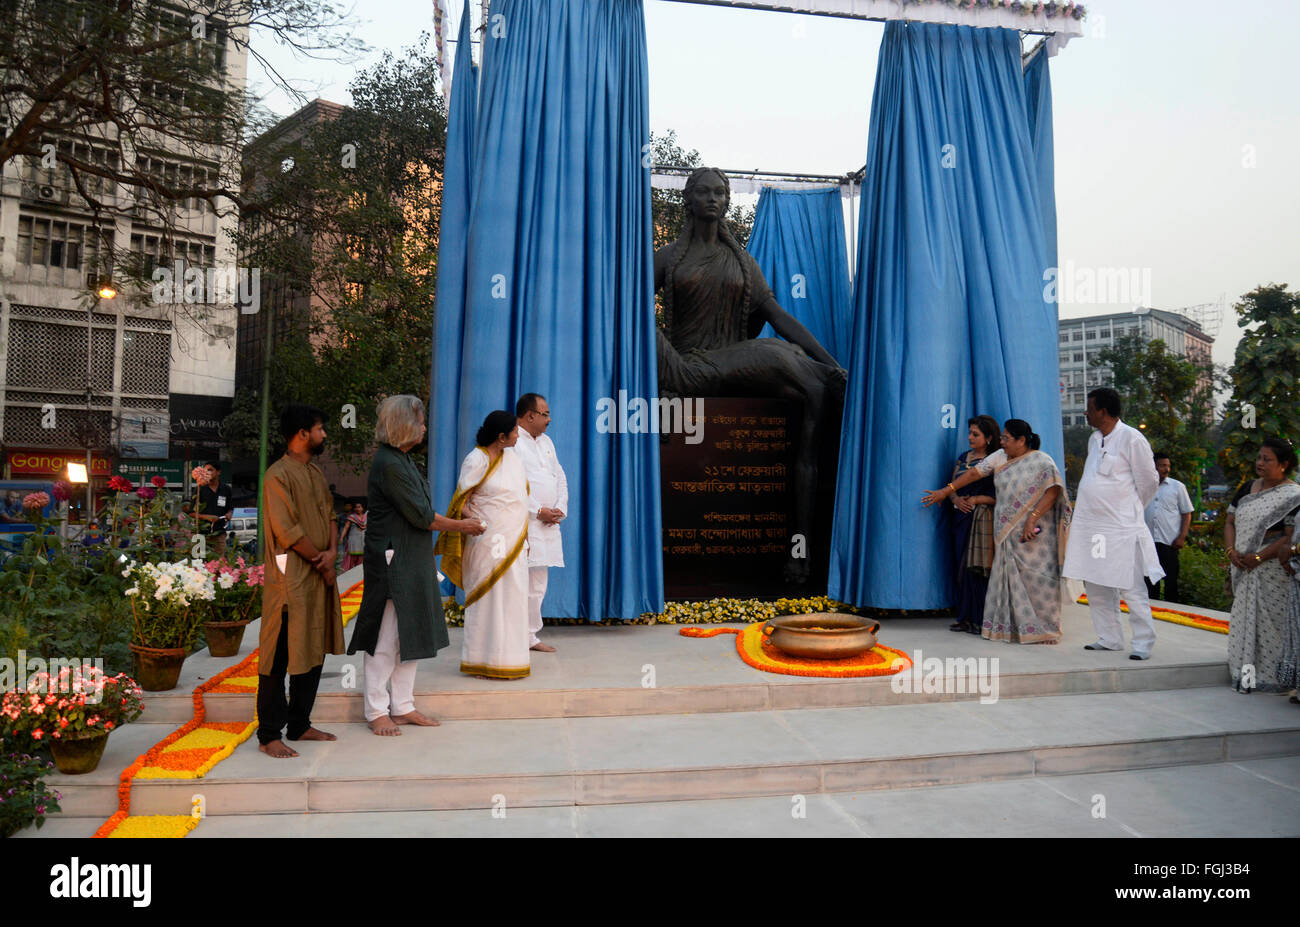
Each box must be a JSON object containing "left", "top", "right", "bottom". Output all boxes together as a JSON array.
[{"left": 84, "top": 279, "right": 117, "bottom": 523}]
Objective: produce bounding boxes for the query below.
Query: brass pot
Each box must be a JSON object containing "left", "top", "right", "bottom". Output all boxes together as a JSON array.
[{"left": 761, "top": 613, "right": 881, "bottom": 660}]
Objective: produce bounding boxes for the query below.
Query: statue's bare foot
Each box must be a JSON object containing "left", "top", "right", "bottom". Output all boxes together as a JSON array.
[
  {"left": 292, "top": 727, "right": 336, "bottom": 741},
  {"left": 259, "top": 740, "right": 298, "bottom": 758},
  {"left": 783, "top": 558, "right": 810, "bottom": 584},
  {"left": 392, "top": 710, "right": 439, "bottom": 727}
]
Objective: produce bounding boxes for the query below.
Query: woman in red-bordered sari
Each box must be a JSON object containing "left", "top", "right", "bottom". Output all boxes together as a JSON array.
[
  {"left": 436, "top": 410, "right": 532, "bottom": 679},
  {"left": 927, "top": 419, "right": 1072, "bottom": 644}
]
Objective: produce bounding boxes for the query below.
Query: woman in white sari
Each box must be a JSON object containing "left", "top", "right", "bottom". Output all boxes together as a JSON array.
[
  {"left": 925, "top": 419, "right": 1072, "bottom": 644},
  {"left": 435, "top": 411, "right": 532, "bottom": 679},
  {"left": 1224, "top": 438, "right": 1300, "bottom": 694}
]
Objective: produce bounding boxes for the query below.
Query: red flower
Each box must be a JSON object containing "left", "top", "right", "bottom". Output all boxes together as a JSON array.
[
  {"left": 151, "top": 475, "right": 168, "bottom": 488},
  {"left": 108, "top": 475, "right": 134, "bottom": 493}
]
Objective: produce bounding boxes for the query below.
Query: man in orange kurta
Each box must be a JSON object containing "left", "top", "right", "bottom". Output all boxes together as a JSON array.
[{"left": 256, "top": 404, "right": 345, "bottom": 758}]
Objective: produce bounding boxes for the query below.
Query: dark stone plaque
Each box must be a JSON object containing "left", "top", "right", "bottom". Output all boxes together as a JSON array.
[{"left": 661, "top": 396, "right": 839, "bottom": 600}]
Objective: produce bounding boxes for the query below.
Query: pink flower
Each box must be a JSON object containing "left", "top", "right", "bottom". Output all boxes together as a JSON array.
[
  {"left": 137, "top": 486, "right": 156, "bottom": 501},
  {"left": 52, "top": 480, "right": 73, "bottom": 502},
  {"left": 31, "top": 730, "right": 43, "bottom": 740},
  {"left": 192, "top": 467, "right": 209, "bottom": 486},
  {"left": 22, "top": 491, "right": 50, "bottom": 510},
  {"left": 151, "top": 475, "right": 168, "bottom": 488}
]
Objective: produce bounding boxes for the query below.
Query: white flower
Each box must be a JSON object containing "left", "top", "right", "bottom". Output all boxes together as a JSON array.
[{"left": 217, "top": 573, "right": 236, "bottom": 590}]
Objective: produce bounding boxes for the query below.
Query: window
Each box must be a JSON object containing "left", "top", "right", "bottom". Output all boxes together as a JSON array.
[
  {"left": 1072, "top": 332, "right": 1082, "bottom": 341},
  {"left": 1059, "top": 332, "right": 1070, "bottom": 344},
  {"left": 1086, "top": 330, "right": 1097, "bottom": 340},
  {"left": 1073, "top": 352, "right": 1083, "bottom": 363},
  {"left": 131, "top": 232, "right": 216, "bottom": 281},
  {"left": 16, "top": 216, "right": 113, "bottom": 277}
]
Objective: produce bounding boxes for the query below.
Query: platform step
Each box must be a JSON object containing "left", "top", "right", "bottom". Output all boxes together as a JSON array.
[
  {"left": 141, "top": 661, "right": 1231, "bottom": 724},
  {"left": 50, "top": 687, "right": 1300, "bottom": 818}
]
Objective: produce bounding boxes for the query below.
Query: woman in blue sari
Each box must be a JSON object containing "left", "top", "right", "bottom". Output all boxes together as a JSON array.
[{"left": 948, "top": 415, "right": 999, "bottom": 634}]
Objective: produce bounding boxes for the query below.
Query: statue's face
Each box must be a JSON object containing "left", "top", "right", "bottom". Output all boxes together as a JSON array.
[{"left": 686, "top": 172, "right": 728, "bottom": 221}]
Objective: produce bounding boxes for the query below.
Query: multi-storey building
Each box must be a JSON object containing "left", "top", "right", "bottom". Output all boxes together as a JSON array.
[
  {"left": 1057, "top": 308, "right": 1214, "bottom": 428},
  {"left": 0, "top": 14, "right": 247, "bottom": 514}
]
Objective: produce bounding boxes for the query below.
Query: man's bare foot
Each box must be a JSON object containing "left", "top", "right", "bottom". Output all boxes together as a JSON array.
[
  {"left": 391, "top": 710, "right": 440, "bottom": 727},
  {"left": 530, "top": 642, "right": 556, "bottom": 652},
  {"left": 259, "top": 740, "right": 299, "bottom": 758},
  {"left": 292, "top": 727, "right": 337, "bottom": 741},
  {"left": 369, "top": 716, "right": 401, "bottom": 736}
]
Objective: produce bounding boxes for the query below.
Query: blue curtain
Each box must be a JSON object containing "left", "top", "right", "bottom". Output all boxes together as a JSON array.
[
  {"left": 746, "top": 187, "right": 853, "bottom": 365},
  {"left": 429, "top": 0, "right": 663, "bottom": 619},
  {"left": 829, "top": 22, "right": 1062, "bottom": 610},
  {"left": 1023, "top": 47, "right": 1057, "bottom": 275},
  {"left": 430, "top": 0, "right": 477, "bottom": 597}
]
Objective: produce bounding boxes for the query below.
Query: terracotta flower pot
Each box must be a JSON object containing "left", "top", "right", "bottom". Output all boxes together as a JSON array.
[
  {"left": 203, "top": 619, "right": 250, "bottom": 658},
  {"left": 50, "top": 731, "right": 110, "bottom": 775},
  {"left": 129, "top": 643, "right": 188, "bottom": 691}
]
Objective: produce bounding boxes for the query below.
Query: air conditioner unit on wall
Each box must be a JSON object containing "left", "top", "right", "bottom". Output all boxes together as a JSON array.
[{"left": 37, "top": 185, "right": 58, "bottom": 200}]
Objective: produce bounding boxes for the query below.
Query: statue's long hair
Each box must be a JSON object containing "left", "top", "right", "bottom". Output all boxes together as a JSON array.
[{"left": 661, "top": 167, "right": 754, "bottom": 337}]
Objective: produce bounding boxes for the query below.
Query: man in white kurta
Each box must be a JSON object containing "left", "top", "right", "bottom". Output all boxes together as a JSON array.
[
  {"left": 514, "top": 393, "right": 568, "bottom": 652},
  {"left": 1062, "top": 388, "right": 1164, "bottom": 659}
]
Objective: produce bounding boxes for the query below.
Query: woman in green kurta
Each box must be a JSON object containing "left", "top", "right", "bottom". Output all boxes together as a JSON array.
[{"left": 346, "top": 395, "right": 484, "bottom": 735}]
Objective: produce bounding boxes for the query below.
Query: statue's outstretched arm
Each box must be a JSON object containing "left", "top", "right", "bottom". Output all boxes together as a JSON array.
[{"left": 753, "top": 294, "right": 841, "bottom": 369}]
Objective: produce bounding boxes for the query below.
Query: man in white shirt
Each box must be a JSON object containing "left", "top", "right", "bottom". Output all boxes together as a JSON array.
[
  {"left": 1062, "top": 387, "right": 1165, "bottom": 660},
  {"left": 513, "top": 392, "right": 567, "bottom": 653},
  {"left": 1143, "top": 452, "right": 1194, "bottom": 603}
]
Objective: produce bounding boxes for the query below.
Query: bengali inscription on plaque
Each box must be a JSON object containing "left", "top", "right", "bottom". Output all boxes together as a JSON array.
[{"left": 660, "top": 397, "right": 799, "bottom": 599}]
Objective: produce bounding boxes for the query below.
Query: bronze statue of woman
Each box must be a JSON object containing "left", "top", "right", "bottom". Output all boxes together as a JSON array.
[{"left": 656, "top": 167, "right": 848, "bottom": 583}]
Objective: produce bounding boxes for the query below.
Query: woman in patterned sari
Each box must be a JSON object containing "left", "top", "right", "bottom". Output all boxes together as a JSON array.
[
  {"left": 1224, "top": 437, "right": 1300, "bottom": 694},
  {"left": 947, "top": 415, "right": 1000, "bottom": 634},
  {"left": 436, "top": 410, "right": 532, "bottom": 680},
  {"left": 926, "top": 419, "right": 1071, "bottom": 643}
]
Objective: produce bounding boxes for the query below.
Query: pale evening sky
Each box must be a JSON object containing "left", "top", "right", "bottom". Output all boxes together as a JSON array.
[{"left": 248, "top": 0, "right": 1300, "bottom": 372}]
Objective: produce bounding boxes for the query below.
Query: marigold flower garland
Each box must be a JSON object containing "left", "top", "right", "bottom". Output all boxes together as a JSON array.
[{"left": 1075, "top": 595, "right": 1229, "bottom": 634}]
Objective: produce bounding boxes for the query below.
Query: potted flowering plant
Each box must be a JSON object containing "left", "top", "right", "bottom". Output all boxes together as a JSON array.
[
  {"left": 202, "top": 557, "right": 264, "bottom": 657},
  {"left": 0, "top": 666, "right": 144, "bottom": 774},
  {"left": 122, "top": 557, "right": 214, "bottom": 690}
]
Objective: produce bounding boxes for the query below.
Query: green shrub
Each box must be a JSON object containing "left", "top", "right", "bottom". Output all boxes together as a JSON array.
[{"left": 1176, "top": 543, "right": 1233, "bottom": 613}]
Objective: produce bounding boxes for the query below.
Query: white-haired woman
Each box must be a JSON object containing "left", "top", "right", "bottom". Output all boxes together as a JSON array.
[{"left": 346, "top": 395, "right": 484, "bottom": 736}]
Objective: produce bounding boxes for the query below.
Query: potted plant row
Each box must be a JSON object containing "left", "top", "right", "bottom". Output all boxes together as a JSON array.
[{"left": 0, "top": 665, "right": 145, "bottom": 774}]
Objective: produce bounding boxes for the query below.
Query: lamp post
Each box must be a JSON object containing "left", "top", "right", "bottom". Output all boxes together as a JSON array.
[{"left": 85, "top": 280, "right": 117, "bottom": 521}]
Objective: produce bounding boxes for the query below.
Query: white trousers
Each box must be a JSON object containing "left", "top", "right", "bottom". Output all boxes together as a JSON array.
[
  {"left": 528, "top": 567, "right": 548, "bottom": 646},
  {"left": 1084, "top": 549, "right": 1157, "bottom": 654},
  {"left": 362, "top": 599, "right": 418, "bottom": 722}
]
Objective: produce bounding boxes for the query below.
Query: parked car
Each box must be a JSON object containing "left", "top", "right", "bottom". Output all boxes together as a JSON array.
[{"left": 227, "top": 509, "right": 259, "bottom": 554}]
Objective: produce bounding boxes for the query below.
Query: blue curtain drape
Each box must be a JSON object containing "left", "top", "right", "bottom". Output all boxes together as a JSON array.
[
  {"left": 430, "top": 0, "right": 663, "bottom": 619},
  {"left": 829, "top": 22, "right": 1062, "bottom": 610},
  {"left": 1023, "top": 47, "right": 1057, "bottom": 275},
  {"left": 746, "top": 187, "right": 853, "bottom": 365},
  {"left": 430, "top": 0, "right": 478, "bottom": 597}
]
